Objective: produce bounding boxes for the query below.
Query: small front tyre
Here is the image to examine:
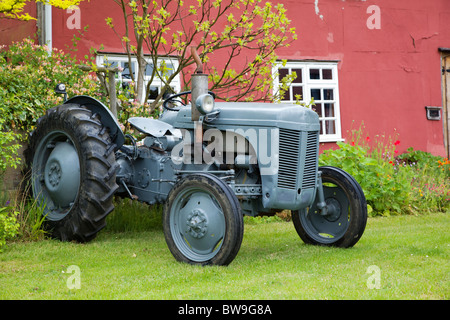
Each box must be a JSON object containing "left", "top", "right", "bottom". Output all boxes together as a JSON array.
[
  {"left": 163, "top": 174, "right": 244, "bottom": 266},
  {"left": 292, "top": 166, "right": 367, "bottom": 248}
]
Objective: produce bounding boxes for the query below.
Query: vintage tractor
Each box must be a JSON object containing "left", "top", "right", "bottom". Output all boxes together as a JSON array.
[{"left": 27, "top": 50, "right": 367, "bottom": 266}]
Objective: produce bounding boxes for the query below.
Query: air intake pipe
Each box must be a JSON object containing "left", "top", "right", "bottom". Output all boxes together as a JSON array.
[{"left": 190, "top": 47, "right": 209, "bottom": 122}]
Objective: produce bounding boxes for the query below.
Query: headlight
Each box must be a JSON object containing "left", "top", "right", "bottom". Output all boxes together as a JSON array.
[
  {"left": 195, "top": 93, "right": 215, "bottom": 114},
  {"left": 55, "top": 83, "right": 66, "bottom": 93}
]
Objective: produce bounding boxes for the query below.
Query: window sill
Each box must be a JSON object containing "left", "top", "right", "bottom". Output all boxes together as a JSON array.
[{"left": 319, "top": 137, "right": 345, "bottom": 143}]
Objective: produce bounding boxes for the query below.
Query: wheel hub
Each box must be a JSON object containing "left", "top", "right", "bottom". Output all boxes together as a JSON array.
[
  {"left": 324, "top": 198, "right": 341, "bottom": 222},
  {"left": 44, "top": 142, "right": 80, "bottom": 208},
  {"left": 48, "top": 162, "right": 62, "bottom": 187},
  {"left": 186, "top": 210, "right": 208, "bottom": 239}
]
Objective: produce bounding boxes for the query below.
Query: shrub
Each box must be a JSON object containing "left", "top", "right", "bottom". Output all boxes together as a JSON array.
[
  {"left": 0, "top": 117, "right": 22, "bottom": 172},
  {"left": 0, "top": 38, "right": 106, "bottom": 133},
  {"left": 319, "top": 140, "right": 410, "bottom": 215},
  {"left": 398, "top": 147, "right": 450, "bottom": 178},
  {"left": 1, "top": 38, "right": 156, "bottom": 138},
  {"left": 0, "top": 206, "right": 19, "bottom": 252},
  {"left": 319, "top": 126, "right": 449, "bottom": 216},
  {"left": 398, "top": 148, "right": 449, "bottom": 213}
]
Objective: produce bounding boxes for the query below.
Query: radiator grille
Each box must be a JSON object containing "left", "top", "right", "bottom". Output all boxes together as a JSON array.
[
  {"left": 302, "top": 131, "right": 319, "bottom": 189},
  {"left": 278, "top": 128, "right": 301, "bottom": 189}
]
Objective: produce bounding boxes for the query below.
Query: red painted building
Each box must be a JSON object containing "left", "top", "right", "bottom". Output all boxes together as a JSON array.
[{"left": 1, "top": 0, "right": 450, "bottom": 156}]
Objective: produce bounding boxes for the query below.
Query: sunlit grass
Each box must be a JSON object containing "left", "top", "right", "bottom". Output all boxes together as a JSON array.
[{"left": 0, "top": 212, "right": 448, "bottom": 300}]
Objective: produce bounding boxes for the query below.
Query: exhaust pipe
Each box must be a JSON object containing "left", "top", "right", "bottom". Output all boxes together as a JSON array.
[
  {"left": 191, "top": 47, "right": 208, "bottom": 122},
  {"left": 190, "top": 47, "right": 208, "bottom": 163}
]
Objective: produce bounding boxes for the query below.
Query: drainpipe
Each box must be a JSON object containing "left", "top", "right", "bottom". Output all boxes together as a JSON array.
[{"left": 44, "top": 4, "right": 52, "bottom": 52}]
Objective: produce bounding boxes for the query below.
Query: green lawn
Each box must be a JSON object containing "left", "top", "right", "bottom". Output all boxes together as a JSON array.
[{"left": 0, "top": 212, "right": 448, "bottom": 300}]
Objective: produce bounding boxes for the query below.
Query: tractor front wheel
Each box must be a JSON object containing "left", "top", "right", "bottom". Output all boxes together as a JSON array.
[
  {"left": 292, "top": 166, "right": 367, "bottom": 248},
  {"left": 163, "top": 174, "right": 244, "bottom": 266}
]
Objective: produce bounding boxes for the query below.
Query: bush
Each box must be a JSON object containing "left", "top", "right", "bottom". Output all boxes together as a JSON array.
[
  {"left": 0, "top": 117, "right": 22, "bottom": 172},
  {"left": 0, "top": 206, "right": 19, "bottom": 252},
  {"left": 319, "top": 141, "right": 409, "bottom": 215},
  {"left": 398, "top": 147, "right": 450, "bottom": 178},
  {"left": 0, "top": 38, "right": 155, "bottom": 137},
  {"left": 397, "top": 148, "right": 449, "bottom": 212},
  {"left": 0, "top": 38, "right": 106, "bottom": 133},
  {"left": 319, "top": 127, "right": 449, "bottom": 216}
]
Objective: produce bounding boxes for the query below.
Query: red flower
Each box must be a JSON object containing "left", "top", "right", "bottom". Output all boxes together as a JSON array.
[
  {"left": 389, "top": 160, "right": 395, "bottom": 166},
  {"left": 394, "top": 140, "right": 400, "bottom": 146},
  {"left": 351, "top": 141, "right": 355, "bottom": 146},
  {"left": 366, "top": 136, "right": 371, "bottom": 142}
]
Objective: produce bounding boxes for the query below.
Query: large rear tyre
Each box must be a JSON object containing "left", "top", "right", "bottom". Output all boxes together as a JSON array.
[
  {"left": 292, "top": 166, "right": 367, "bottom": 248},
  {"left": 28, "top": 104, "right": 119, "bottom": 242},
  {"left": 163, "top": 174, "right": 244, "bottom": 266}
]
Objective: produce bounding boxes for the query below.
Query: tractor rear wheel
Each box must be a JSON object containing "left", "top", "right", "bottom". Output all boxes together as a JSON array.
[
  {"left": 292, "top": 166, "right": 367, "bottom": 248},
  {"left": 27, "top": 104, "right": 119, "bottom": 242},
  {"left": 163, "top": 173, "right": 244, "bottom": 266}
]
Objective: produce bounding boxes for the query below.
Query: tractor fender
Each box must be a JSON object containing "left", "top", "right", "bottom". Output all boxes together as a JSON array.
[{"left": 65, "top": 95, "right": 125, "bottom": 150}]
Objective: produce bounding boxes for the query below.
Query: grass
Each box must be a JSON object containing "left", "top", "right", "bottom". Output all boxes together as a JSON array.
[{"left": 0, "top": 210, "right": 448, "bottom": 300}]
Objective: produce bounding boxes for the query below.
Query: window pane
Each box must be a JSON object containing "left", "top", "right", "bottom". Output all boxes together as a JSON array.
[
  {"left": 164, "top": 61, "right": 175, "bottom": 76},
  {"left": 311, "top": 88, "right": 321, "bottom": 100},
  {"left": 313, "top": 103, "right": 322, "bottom": 117},
  {"left": 148, "top": 86, "right": 159, "bottom": 99},
  {"left": 325, "top": 120, "right": 336, "bottom": 134},
  {"left": 103, "top": 60, "right": 118, "bottom": 68},
  {"left": 324, "top": 103, "right": 335, "bottom": 117},
  {"left": 292, "top": 86, "right": 303, "bottom": 100},
  {"left": 280, "top": 86, "right": 290, "bottom": 101},
  {"left": 145, "top": 63, "right": 155, "bottom": 76},
  {"left": 322, "top": 69, "right": 332, "bottom": 80},
  {"left": 122, "top": 62, "right": 134, "bottom": 79},
  {"left": 292, "top": 69, "right": 302, "bottom": 83},
  {"left": 309, "top": 68, "right": 320, "bottom": 79},
  {"left": 279, "top": 68, "right": 289, "bottom": 82},
  {"left": 323, "top": 89, "right": 334, "bottom": 100}
]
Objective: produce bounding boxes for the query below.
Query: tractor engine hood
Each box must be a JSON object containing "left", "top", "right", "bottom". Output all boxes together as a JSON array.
[
  {"left": 159, "top": 101, "right": 321, "bottom": 211},
  {"left": 167, "top": 102, "right": 320, "bottom": 131}
]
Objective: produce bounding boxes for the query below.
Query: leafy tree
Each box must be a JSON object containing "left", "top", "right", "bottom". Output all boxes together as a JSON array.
[
  {"left": 105, "top": 0, "right": 297, "bottom": 112},
  {"left": 0, "top": 0, "right": 82, "bottom": 20}
]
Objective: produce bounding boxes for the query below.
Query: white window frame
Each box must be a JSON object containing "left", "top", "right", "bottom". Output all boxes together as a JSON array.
[
  {"left": 273, "top": 61, "right": 343, "bottom": 142},
  {"left": 96, "top": 54, "right": 181, "bottom": 102}
]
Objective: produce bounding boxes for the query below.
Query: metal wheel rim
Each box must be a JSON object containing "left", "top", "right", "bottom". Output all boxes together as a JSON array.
[
  {"left": 32, "top": 131, "right": 81, "bottom": 221},
  {"left": 169, "top": 187, "right": 226, "bottom": 262},
  {"left": 300, "top": 182, "right": 350, "bottom": 244}
]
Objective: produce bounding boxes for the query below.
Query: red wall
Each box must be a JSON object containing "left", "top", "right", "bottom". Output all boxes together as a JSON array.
[
  {"left": 2, "top": 0, "right": 450, "bottom": 156},
  {"left": 270, "top": 0, "right": 450, "bottom": 156},
  {"left": 0, "top": 3, "right": 37, "bottom": 45}
]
